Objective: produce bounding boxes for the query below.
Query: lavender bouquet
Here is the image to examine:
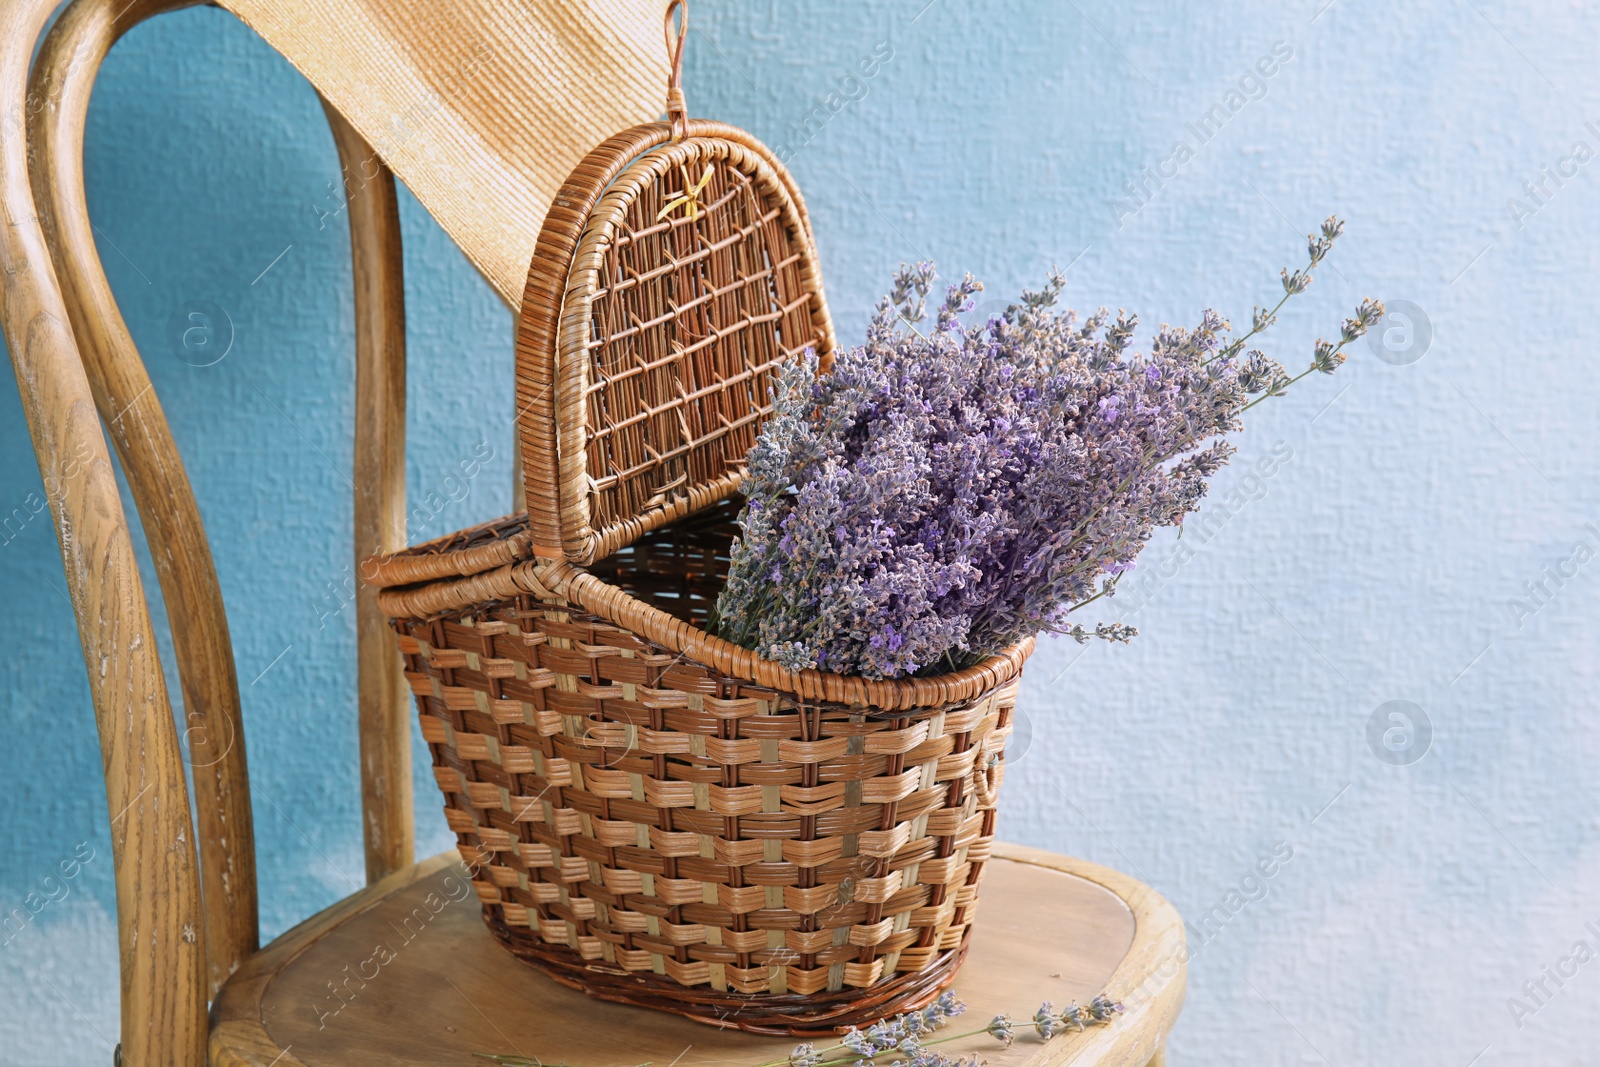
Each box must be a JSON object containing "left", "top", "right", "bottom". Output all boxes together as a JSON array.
[{"left": 712, "top": 218, "right": 1381, "bottom": 680}]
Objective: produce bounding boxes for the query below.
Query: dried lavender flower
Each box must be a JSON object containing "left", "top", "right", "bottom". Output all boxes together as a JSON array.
[
  {"left": 1088, "top": 994, "right": 1126, "bottom": 1022},
  {"left": 1237, "top": 350, "right": 1279, "bottom": 393},
  {"left": 842, "top": 1028, "right": 875, "bottom": 1057},
  {"left": 867, "top": 1018, "right": 906, "bottom": 1051},
  {"left": 890, "top": 260, "right": 938, "bottom": 324},
  {"left": 1065, "top": 622, "right": 1138, "bottom": 645},
  {"left": 1311, "top": 339, "right": 1341, "bottom": 375},
  {"left": 481, "top": 989, "right": 1121, "bottom": 1067},
  {"left": 715, "top": 218, "right": 1377, "bottom": 679},
  {"left": 921, "top": 992, "right": 965, "bottom": 1030}
]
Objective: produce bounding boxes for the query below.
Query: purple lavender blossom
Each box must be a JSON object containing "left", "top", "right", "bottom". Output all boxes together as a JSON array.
[{"left": 713, "top": 219, "right": 1381, "bottom": 679}]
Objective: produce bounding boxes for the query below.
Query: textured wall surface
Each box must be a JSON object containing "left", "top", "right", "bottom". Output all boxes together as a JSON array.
[{"left": 2, "top": 1, "right": 1596, "bottom": 1063}]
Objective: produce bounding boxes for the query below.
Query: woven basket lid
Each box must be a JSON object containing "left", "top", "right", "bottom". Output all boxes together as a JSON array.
[{"left": 516, "top": 115, "right": 836, "bottom": 564}]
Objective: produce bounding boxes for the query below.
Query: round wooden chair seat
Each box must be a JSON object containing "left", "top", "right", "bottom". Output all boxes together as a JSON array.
[{"left": 210, "top": 843, "right": 1184, "bottom": 1067}]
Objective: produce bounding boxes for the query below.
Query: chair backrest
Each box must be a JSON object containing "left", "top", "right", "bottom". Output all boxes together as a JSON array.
[
  {"left": 2, "top": 0, "right": 672, "bottom": 1062},
  {"left": 223, "top": 0, "right": 672, "bottom": 309}
]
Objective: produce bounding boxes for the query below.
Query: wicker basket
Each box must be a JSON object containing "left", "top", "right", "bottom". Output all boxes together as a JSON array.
[{"left": 362, "top": 37, "right": 1035, "bottom": 1035}]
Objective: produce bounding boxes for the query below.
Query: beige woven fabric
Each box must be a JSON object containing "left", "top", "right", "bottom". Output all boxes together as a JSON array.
[{"left": 218, "top": 0, "right": 672, "bottom": 308}]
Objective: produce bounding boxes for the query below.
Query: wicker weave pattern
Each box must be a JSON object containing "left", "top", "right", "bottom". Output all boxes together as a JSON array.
[
  {"left": 396, "top": 600, "right": 1016, "bottom": 1015},
  {"left": 572, "top": 140, "right": 823, "bottom": 556},
  {"left": 518, "top": 121, "right": 835, "bottom": 568},
  {"left": 369, "top": 120, "right": 1036, "bottom": 1034}
]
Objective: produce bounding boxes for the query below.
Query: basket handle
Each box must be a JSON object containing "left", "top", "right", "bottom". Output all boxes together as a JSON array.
[
  {"left": 517, "top": 3, "right": 696, "bottom": 559},
  {"left": 664, "top": 0, "right": 689, "bottom": 141}
]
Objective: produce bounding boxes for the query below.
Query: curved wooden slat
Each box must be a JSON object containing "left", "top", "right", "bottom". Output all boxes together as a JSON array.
[
  {"left": 26, "top": 0, "right": 260, "bottom": 998},
  {"left": 20, "top": 0, "right": 678, "bottom": 1025},
  {"left": 0, "top": 0, "right": 207, "bottom": 1062},
  {"left": 320, "top": 98, "right": 414, "bottom": 884}
]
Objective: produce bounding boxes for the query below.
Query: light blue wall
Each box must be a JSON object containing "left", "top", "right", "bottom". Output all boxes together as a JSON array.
[{"left": 2, "top": 1, "right": 1596, "bottom": 1062}]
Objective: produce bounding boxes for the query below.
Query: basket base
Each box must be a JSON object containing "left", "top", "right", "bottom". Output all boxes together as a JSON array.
[{"left": 484, "top": 912, "right": 969, "bottom": 1037}]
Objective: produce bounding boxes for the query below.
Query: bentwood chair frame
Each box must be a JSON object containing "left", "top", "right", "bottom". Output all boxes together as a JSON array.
[
  {"left": 3, "top": 0, "right": 675, "bottom": 1060},
  {"left": 0, "top": 2, "right": 1186, "bottom": 1064}
]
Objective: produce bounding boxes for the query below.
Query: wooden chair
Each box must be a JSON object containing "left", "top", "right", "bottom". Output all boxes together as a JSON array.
[{"left": 0, "top": 0, "right": 1187, "bottom": 1063}]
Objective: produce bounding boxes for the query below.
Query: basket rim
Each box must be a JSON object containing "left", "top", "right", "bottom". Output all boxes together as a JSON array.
[
  {"left": 387, "top": 118, "right": 1026, "bottom": 708},
  {"left": 361, "top": 508, "right": 1033, "bottom": 710},
  {"left": 359, "top": 513, "right": 536, "bottom": 589}
]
